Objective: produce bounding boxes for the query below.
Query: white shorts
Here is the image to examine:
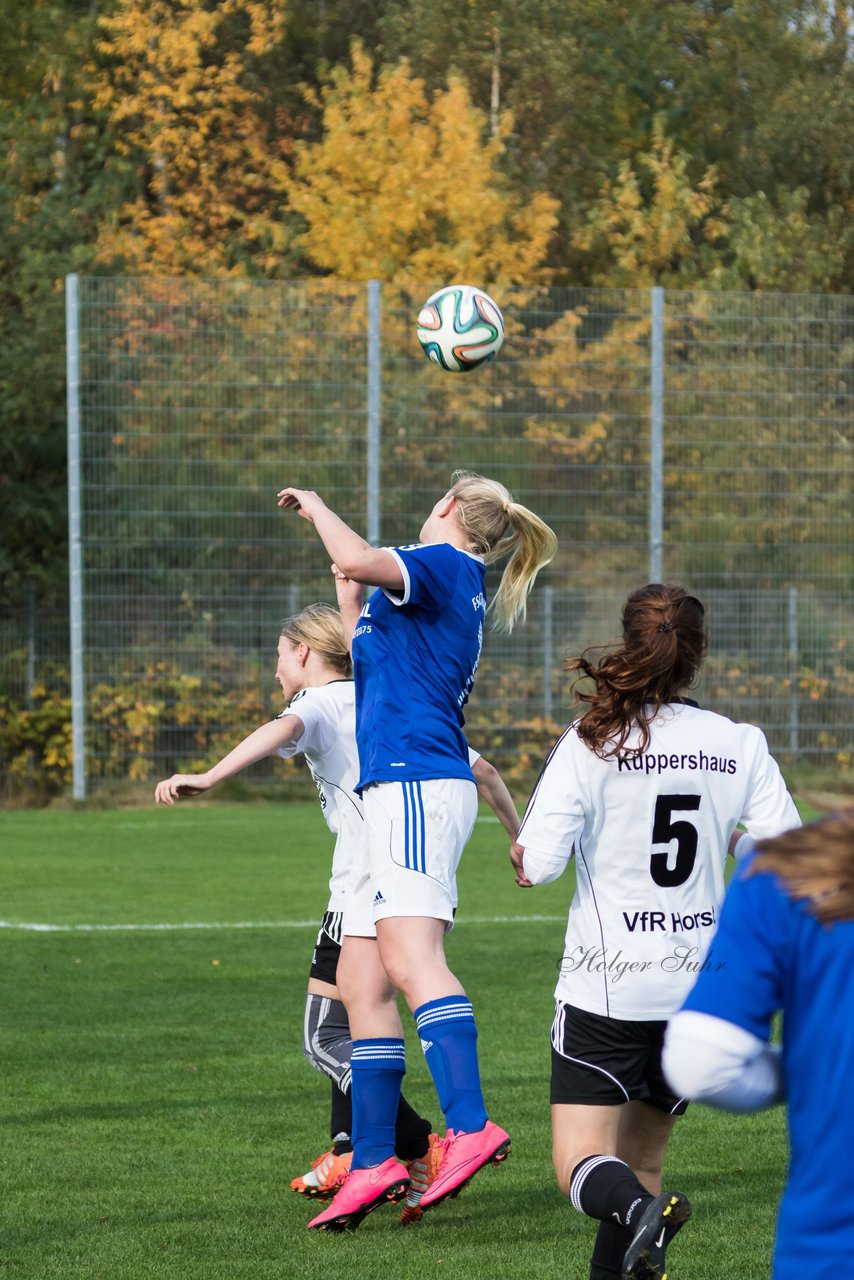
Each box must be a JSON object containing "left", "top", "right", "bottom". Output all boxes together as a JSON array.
[{"left": 342, "top": 778, "right": 478, "bottom": 938}]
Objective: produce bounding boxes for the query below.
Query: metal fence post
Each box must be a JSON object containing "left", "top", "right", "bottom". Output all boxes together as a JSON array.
[
  {"left": 367, "top": 279, "right": 381, "bottom": 546},
  {"left": 788, "top": 586, "right": 799, "bottom": 758},
  {"left": 25, "top": 582, "right": 36, "bottom": 710},
  {"left": 543, "top": 585, "right": 554, "bottom": 720},
  {"left": 66, "top": 273, "right": 86, "bottom": 800},
  {"left": 649, "top": 286, "right": 665, "bottom": 582}
]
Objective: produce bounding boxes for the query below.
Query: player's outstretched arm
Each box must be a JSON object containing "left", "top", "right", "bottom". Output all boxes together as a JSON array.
[
  {"left": 277, "top": 487, "right": 404, "bottom": 590},
  {"left": 153, "top": 715, "right": 305, "bottom": 806},
  {"left": 471, "top": 755, "right": 520, "bottom": 843},
  {"left": 331, "top": 564, "right": 364, "bottom": 653}
]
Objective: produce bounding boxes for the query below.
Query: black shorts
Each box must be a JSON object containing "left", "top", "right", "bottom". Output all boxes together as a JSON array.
[
  {"left": 550, "top": 1001, "right": 688, "bottom": 1115},
  {"left": 308, "top": 911, "right": 343, "bottom": 985}
]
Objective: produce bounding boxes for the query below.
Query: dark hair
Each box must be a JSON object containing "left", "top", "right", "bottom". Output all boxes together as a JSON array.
[
  {"left": 568, "top": 584, "right": 707, "bottom": 759},
  {"left": 751, "top": 808, "right": 854, "bottom": 925}
]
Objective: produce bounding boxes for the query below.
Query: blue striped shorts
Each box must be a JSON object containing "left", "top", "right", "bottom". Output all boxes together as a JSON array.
[{"left": 342, "top": 778, "right": 478, "bottom": 937}]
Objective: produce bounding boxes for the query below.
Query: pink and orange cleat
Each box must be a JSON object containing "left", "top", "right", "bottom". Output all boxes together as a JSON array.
[
  {"left": 419, "top": 1120, "right": 511, "bottom": 1212},
  {"left": 399, "top": 1132, "right": 443, "bottom": 1226},
  {"left": 290, "top": 1148, "right": 352, "bottom": 1200}
]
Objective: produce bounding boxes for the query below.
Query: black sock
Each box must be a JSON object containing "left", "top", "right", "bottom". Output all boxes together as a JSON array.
[
  {"left": 570, "top": 1155, "right": 652, "bottom": 1229},
  {"left": 394, "top": 1093, "right": 432, "bottom": 1162},
  {"left": 330, "top": 1079, "right": 352, "bottom": 1154},
  {"left": 589, "top": 1217, "right": 635, "bottom": 1279}
]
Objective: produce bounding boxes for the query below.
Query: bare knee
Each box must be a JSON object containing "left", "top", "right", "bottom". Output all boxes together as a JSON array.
[
  {"left": 379, "top": 950, "right": 427, "bottom": 998},
  {"left": 337, "top": 939, "right": 391, "bottom": 1007},
  {"left": 553, "top": 1146, "right": 599, "bottom": 1198},
  {"left": 553, "top": 1151, "right": 574, "bottom": 1198},
  {"left": 616, "top": 1101, "right": 676, "bottom": 1195},
  {"left": 551, "top": 1103, "right": 623, "bottom": 1200}
]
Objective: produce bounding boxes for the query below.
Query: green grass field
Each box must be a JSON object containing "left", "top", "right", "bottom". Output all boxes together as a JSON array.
[{"left": 0, "top": 801, "right": 797, "bottom": 1280}]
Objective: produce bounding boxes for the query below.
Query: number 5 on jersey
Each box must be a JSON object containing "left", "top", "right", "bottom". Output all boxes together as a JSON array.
[{"left": 650, "top": 794, "right": 701, "bottom": 887}]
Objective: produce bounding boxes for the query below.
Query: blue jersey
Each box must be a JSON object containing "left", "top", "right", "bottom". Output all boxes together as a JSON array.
[
  {"left": 682, "top": 856, "right": 854, "bottom": 1280},
  {"left": 351, "top": 542, "right": 486, "bottom": 791}
]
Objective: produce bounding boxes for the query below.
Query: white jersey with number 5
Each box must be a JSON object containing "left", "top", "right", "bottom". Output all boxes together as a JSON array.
[{"left": 518, "top": 700, "right": 800, "bottom": 1020}]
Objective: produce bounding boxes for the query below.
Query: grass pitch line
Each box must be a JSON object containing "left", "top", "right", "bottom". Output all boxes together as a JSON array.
[{"left": 0, "top": 914, "right": 565, "bottom": 933}]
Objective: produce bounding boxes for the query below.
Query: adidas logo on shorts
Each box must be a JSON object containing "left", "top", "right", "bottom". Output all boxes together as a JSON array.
[{"left": 373, "top": 890, "right": 386, "bottom": 906}]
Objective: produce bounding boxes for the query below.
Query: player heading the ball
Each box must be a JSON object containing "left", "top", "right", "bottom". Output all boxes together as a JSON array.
[{"left": 277, "top": 472, "right": 556, "bottom": 1232}]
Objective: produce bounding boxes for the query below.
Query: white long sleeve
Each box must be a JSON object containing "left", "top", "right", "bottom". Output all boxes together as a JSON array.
[{"left": 663, "top": 1010, "right": 784, "bottom": 1113}]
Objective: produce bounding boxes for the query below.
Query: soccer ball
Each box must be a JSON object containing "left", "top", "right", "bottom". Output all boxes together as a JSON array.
[{"left": 416, "top": 284, "right": 505, "bottom": 373}]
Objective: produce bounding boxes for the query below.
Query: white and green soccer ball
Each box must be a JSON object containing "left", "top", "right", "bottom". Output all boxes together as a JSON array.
[{"left": 416, "top": 284, "right": 505, "bottom": 373}]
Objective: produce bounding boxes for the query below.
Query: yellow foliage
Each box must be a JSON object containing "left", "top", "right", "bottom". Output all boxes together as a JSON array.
[
  {"left": 90, "top": 0, "right": 290, "bottom": 276},
  {"left": 522, "top": 308, "right": 651, "bottom": 461},
  {"left": 576, "top": 115, "right": 727, "bottom": 287},
  {"left": 288, "top": 43, "right": 558, "bottom": 286}
]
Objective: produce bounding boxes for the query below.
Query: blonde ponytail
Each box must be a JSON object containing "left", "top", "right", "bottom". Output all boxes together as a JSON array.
[{"left": 449, "top": 471, "right": 558, "bottom": 633}]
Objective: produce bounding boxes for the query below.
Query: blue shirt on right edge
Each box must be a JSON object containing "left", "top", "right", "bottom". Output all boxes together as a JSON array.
[{"left": 681, "top": 854, "right": 854, "bottom": 1280}]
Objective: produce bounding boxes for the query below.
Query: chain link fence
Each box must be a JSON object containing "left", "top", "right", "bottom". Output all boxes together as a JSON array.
[{"left": 10, "top": 275, "right": 853, "bottom": 796}]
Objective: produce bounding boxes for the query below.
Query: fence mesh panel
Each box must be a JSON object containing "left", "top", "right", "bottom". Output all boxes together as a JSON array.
[{"left": 48, "top": 278, "right": 854, "bottom": 784}]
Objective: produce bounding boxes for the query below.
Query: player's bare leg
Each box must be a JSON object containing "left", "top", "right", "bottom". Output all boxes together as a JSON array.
[
  {"left": 553, "top": 1103, "right": 689, "bottom": 1279},
  {"left": 376, "top": 916, "right": 510, "bottom": 1212},
  {"left": 337, "top": 933, "right": 402, "bottom": 1038},
  {"left": 308, "top": 936, "right": 409, "bottom": 1230}
]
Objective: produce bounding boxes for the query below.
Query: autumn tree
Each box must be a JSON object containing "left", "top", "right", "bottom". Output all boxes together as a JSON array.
[
  {"left": 0, "top": 0, "right": 111, "bottom": 594},
  {"left": 287, "top": 41, "right": 558, "bottom": 286},
  {"left": 90, "top": 0, "right": 293, "bottom": 277},
  {"left": 574, "top": 117, "right": 728, "bottom": 287},
  {"left": 715, "top": 188, "right": 854, "bottom": 293},
  {"left": 380, "top": 0, "right": 854, "bottom": 290}
]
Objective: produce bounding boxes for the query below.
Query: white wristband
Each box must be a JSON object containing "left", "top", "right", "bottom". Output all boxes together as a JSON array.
[{"left": 733, "top": 832, "right": 754, "bottom": 862}]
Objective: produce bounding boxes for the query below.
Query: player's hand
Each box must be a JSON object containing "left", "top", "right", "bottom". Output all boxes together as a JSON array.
[
  {"left": 331, "top": 563, "right": 364, "bottom": 604},
  {"left": 510, "top": 840, "right": 533, "bottom": 888},
  {"left": 276, "top": 487, "right": 327, "bottom": 524},
  {"left": 154, "top": 774, "right": 210, "bottom": 806}
]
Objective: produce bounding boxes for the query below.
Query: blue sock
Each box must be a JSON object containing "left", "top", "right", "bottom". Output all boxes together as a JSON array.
[
  {"left": 349, "top": 1038, "right": 406, "bottom": 1170},
  {"left": 414, "top": 996, "right": 488, "bottom": 1134}
]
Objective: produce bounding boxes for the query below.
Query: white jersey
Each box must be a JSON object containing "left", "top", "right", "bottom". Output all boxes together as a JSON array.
[
  {"left": 276, "top": 681, "right": 362, "bottom": 914},
  {"left": 275, "top": 680, "right": 481, "bottom": 916},
  {"left": 518, "top": 701, "right": 800, "bottom": 1020}
]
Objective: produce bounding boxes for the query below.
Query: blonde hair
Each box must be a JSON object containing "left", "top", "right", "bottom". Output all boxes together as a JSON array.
[
  {"left": 751, "top": 808, "right": 854, "bottom": 926},
  {"left": 449, "top": 470, "right": 558, "bottom": 633},
  {"left": 279, "top": 603, "right": 352, "bottom": 678}
]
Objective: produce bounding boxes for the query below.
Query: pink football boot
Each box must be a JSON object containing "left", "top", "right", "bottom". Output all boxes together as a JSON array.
[
  {"left": 307, "top": 1156, "right": 410, "bottom": 1232},
  {"left": 419, "top": 1121, "right": 511, "bottom": 1211}
]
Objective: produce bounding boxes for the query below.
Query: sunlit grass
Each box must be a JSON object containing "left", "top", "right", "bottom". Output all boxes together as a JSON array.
[{"left": 0, "top": 801, "right": 804, "bottom": 1279}]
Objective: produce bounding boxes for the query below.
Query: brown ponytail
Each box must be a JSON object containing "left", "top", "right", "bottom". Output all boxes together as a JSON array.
[{"left": 569, "top": 584, "right": 708, "bottom": 759}]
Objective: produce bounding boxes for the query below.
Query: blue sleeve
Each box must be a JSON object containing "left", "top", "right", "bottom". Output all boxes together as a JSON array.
[
  {"left": 681, "top": 858, "right": 793, "bottom": 1041},
  {"left": 388, "top": 543, "right": 461, "bottom": 611}
]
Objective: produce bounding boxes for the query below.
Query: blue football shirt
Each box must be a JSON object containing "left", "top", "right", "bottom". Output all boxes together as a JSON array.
[
  {"left": 351, "top": 542, "right": 486, "bottom": 791},
  {"left": 681, "top": 856, "right": 854, "bottom": 1280}
]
